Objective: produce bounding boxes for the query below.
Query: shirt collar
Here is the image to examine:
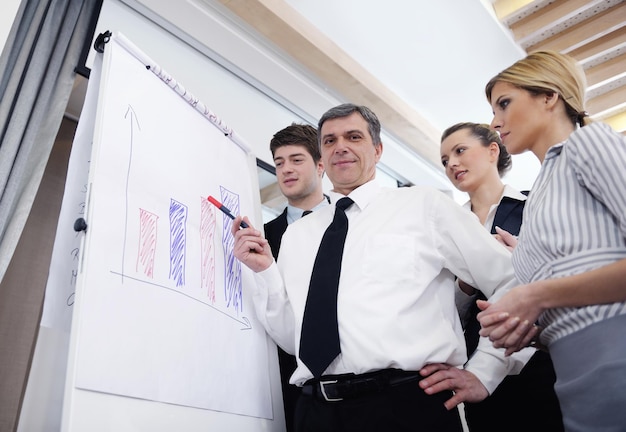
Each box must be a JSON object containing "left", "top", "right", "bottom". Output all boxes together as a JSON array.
[
  {"left": 462, "top": 184, "right": 526, "bottom": 210},
  {"left": 546, "top": 125, "right": 590, "bottom": 161},
  {"left": 328, "top": 179, "right": 380, "bottom": 211},
  {"left": 286, "top": 196, "right": 331, "bottom": 224},
  {"left": 544, "top": 142, "right": 565, "bottom": 160},
  {"left": 502, "top": 184, "right": 527, "bottom": 202}
]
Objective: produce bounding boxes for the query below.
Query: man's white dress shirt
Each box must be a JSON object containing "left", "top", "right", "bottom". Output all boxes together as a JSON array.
[{"left": 251, "top": 180, "right": 518, "bottom": 393}]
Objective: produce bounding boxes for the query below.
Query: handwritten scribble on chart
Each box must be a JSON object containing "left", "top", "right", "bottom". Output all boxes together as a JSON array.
[
  {"left": 220, "top": 186, "right": 243, "bottom": 314},
  {"left": 200, "top": 197, "right": 217, "bottom": 303},
  {"left": 137, "top": 208, "right": 159, "bottom": 278},
  {"left": 169, "top": 199, "right": 188, "bottom": 287}
]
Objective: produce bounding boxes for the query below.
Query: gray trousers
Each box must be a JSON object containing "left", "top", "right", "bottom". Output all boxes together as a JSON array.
[{"left": 550, "top": 313, "right": 626, "bottom": 432}]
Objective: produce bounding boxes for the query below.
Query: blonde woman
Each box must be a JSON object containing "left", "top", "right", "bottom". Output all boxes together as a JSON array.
[{"left": 478, "top": 51, "right": 626, "bottom": 431}]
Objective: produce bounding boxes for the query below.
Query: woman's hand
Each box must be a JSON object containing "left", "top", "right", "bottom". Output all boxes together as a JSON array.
[
  {"left": 476, "top": 282, "right": 544, "bottom": 355},
  {"left": 493, "top": 226, "right": 518, "bottom": 252}
]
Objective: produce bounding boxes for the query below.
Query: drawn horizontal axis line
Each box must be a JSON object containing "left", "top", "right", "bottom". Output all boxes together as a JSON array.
[{"left": 109, "top": 270, "right": 252, "bottom": 330}]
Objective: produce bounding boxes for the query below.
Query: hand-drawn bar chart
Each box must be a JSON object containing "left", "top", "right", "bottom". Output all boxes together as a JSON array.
[{"left": 132, "top": 186, "right": 244, "bottom": 316}]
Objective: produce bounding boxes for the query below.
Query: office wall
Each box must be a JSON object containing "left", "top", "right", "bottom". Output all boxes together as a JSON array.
[{"left": 0, "top": 0, "right": 20, "bottom": 56}]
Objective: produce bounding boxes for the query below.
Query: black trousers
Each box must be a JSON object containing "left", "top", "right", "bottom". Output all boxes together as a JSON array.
[
  {"left": 464, "top": 294, "right": 563, "bottom": 432},
  {"left": 464, "top": 351, "right": 563, "bottom": 431},
  {"left": 278, "top": 347, "right": 300, "bottom": 432},
  {"left": 294, "top": 376, "right": 463, "bottom": 432}
]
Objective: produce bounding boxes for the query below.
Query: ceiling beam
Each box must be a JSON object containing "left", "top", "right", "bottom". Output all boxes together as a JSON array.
[
  {"left": 510, "top": 0, "right": 606, "bottom": 44},
  {"left": 568, "top": 26, "right": 626, "bottom": 63},
  {"left": 587, "top": 84, "right": 626, "bottom": 115},
  {"left": 526, "top": 5, "right": 626, "bottom": 53},
  {"left": 217, "top": 0, "right": 442, "bottom": 166},
  {"left": 585, "top": 51, "right": 626, "bottom": 87}
]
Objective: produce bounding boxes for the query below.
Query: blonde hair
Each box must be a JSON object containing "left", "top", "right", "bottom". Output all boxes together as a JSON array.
[{"left": 485, "top": 50, "right": 590, "bottom": 127}]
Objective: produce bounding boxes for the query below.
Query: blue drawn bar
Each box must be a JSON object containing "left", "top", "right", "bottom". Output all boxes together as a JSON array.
[
  {"left": 220, "top": 186, "right": 243, "bottom": 313},
  {"left": 169, "top": 199, "right": 188, "bottom": 287}
]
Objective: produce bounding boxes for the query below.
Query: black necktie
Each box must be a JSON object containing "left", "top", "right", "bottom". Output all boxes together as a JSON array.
[
  {"left": 302, "top": 210, "right": 312, "bottom": 217},
  {"left": 299, "top": 197, "right": 354, "bottom": 377}
]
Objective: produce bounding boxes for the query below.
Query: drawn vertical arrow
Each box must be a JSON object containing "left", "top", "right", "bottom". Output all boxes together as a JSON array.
[{"left": 121, "top": 105, "right": 141, "bottom": 282}]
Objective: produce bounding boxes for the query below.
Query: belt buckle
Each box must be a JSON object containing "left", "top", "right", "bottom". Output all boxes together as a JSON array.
[{"left": 319, "top": 379, "right": 343, "bottom": 402}]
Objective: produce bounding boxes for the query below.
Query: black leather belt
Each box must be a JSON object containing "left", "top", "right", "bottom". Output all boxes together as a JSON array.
[{"left": 301, "top": 369, "right": 421, "bottom": 402}]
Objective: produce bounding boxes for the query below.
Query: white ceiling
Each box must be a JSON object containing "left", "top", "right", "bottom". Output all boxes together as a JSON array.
[
  {"left": 63, "top": 0, "right": 545, "bottom": 205},
  {"left": 279, "top": 0, "right": 542, "bottom": 197},
  {"left": 219, "top": 0, "right": 542, "bottom": 201},
  {"left": 285, "top": 0, "right": 523, "bottom": 132}
]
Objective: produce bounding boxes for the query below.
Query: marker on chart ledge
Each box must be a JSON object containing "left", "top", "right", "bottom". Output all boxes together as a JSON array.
[{"left": 207, "top": 195, "right": 249, "bottom": 228}]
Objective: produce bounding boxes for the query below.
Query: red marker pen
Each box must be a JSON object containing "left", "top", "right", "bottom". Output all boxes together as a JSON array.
[{"left": 207, "top": 196, "right": 250, "bottom": 228}]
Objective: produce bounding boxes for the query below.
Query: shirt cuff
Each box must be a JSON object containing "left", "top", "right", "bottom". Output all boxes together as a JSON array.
[
  {"left": 464, "top": 349, "right": 511, "bottom": 394},
  {"left": 465, "top": 334, "right": 537, "bottom": 394},
  {"left": 253, "top": 262, "right": 282, "bottom": 292},
  {"left": 504, "top": 347, "right": 536, "bottom": 375}
]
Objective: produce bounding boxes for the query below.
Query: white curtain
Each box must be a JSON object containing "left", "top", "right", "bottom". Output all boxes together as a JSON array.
[{"left": 0, "top": 0, "right": 100, "bottom": 429}]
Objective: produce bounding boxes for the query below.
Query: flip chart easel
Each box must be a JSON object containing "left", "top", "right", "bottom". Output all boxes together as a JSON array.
[{"left": 59, "top": 31, "right": 284, "bottom": 432}]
